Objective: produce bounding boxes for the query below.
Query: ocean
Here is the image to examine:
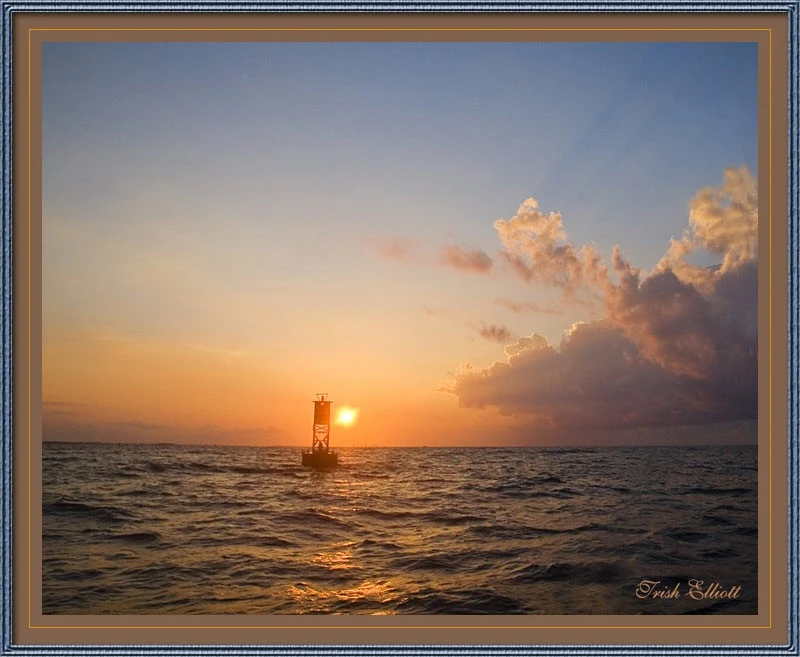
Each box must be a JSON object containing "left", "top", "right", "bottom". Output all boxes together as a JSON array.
[{"left": 42, "top": 442, "right": 757, "bottom": 615}]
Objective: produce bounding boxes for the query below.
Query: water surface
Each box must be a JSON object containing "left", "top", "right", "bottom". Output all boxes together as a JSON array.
[{"left": 42, "top": 443, "right": 757, "bottom": 615}]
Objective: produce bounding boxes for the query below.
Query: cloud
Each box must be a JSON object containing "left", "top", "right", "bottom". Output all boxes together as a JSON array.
[
  {"left": 504, "top": 334, "right": 549, "bottom": 357},
  {"left": 493, "top": 198, "right": 607, "bottom": 298},
  {"left": 43, "top": 418, "right": 284, "bottom": 445},
  {"left": 447, "top": 167, "right": 758, "bottom": 435},
  {"left": 495, "top": 298, "right": 563, "bottom": 316},
  {"left": 421, "top": 304, "right": 462, "bottom": 321},
  {"left": 42, "top": 400, "right": 84, "bottom": 418},
  {"left": 656, "top": 166, "right": 758, "bottom": 288},
  {"left": 109, "top": 420, "right": 172, "bottom": 431},
  {"left": 440, "top": 245, "right": 493, "bottom": 273},
  {"left": 477, "top": 323, "right": 513, "bottom": 343},
  {"left": 370, "top": 237, "right": 418, "bottom": 262},
  {"left": 605, "top": 259, "right": 757, "bottom": 381},
  {"left": 423, "top": 305, "right": 513, "bottom": 344},
  {"left": 450, "top": 319, "right": 755, "bottom": 431}
]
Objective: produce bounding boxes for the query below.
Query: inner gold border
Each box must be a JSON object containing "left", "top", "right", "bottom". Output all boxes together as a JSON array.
[{"left": 24, "top": 23, "right": 778, "bottom": 638}]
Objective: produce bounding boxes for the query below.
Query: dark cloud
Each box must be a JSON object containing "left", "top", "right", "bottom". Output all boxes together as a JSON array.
[
  {"left": 476, "top": 323, "right": 513, "bottom": 343},
  {"left": 450, "top": 318, "right": 755, "bottom": 431},
  {"left": 423, "top": 305, "right": 513, "bottom": 344},
  {"left": 448, "top": 167, "right": 758, "bottom": 436},
  {"left": 440, "top": 245, "right": 493, "bottom": 273},
  {"left": 605, "top": 260, "right": 757, "bottom": 383}
]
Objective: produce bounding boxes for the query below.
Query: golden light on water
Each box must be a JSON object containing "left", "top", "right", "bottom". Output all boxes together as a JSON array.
[
  {"left": 309, "top": 549, "right": 354, "bottom": 571},
  {"left": 287, "top": 580, "right": 396, "bottom": 612},
  {"left": 335, "top": 407, "right": 359, "bottom": 426}
]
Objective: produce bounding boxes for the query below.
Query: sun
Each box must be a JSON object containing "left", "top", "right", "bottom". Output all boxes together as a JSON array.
[{"left": 335, "top": 407, "right": 359, "bottom": 426}]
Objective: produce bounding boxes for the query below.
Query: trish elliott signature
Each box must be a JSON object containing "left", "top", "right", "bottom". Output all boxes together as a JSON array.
[{"left": 636, "top": 579, "right": 743, "bottom": 600}]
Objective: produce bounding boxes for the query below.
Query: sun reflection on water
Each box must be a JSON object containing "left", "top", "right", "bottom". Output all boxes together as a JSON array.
[
  {"left": 287, "top": 579, "right": 397, "bottom": 613},
  {"left": 308, "top": 548, "right": 354, "bottom": 570}
]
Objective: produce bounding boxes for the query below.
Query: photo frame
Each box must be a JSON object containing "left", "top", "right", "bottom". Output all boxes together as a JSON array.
[{"left": 1, "top": 3, "right": 797, "bottom": 655}]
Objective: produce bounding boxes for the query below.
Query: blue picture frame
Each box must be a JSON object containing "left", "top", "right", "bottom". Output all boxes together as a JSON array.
[{"left": 1, "top": 2, "right": 797, "bottom": 655}]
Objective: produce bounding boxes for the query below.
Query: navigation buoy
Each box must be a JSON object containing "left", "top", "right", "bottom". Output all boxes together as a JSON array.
[{"left": 301, "top": 394, "right": 339, "bottom": 468}]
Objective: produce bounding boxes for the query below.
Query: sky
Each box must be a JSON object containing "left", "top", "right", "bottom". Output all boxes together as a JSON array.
[{"left": 42, "top": 41, "right": 759, "bottom": 446}]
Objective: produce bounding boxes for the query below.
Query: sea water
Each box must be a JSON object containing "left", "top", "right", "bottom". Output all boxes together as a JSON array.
[{"left": 42, "top": 442, "right": 757, "bottom": 615}]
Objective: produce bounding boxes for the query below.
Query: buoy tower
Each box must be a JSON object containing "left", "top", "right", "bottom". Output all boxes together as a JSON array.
[{"left": 301, "top": 394, "right": 339, "bottom": 468}]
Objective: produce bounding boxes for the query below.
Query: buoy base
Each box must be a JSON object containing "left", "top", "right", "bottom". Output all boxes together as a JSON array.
[{"left": 302, "top": 450, "right": 339, "bottom": 468}]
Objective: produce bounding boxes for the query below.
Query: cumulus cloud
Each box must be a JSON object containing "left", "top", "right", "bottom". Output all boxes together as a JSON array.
[
  {"left": 440, "top": 245, "right": 493, "bottom": 273},
  {"left": 504, "top": 334, "right": 550, "bottom": 357},
  {"left": 494, "top": 198, "right": 607, "bottom": 298},
  {"left": 450, "top": 319, "right": 755, "bottom": 430},
  {"left": 656, "top": 166, "right": 758, "bottom": 288},
  {"left": 448, "top": 167, "right": 758, "bottom": 434}
]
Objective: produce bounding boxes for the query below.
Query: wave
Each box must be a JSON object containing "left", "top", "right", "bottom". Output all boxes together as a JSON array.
[
  {"left": 588, "top": 484, "right": 632, "bottom": 494},
  {"left": 508, "top": 559, "right": 627, "bottom": 585},
  {"left": 44, "top": 499, "right": 135, "bottom": 524},
  {"left": 395, "top": 588, "right": 529, "bottom": 614},
  {"left": 389, "top": 553, "right": 462, "bottom": 573},
  {"left": 662, "top": 528, "right": 707, "bottom": 543},
  {"left": 475, "top": 483, "right": 583, "bottom": 499},
  {"left": 275, "top": 509, "right": 352, "bottom": 529},
  {"left": 140, "top": 460, "right": 296, "bottom": 476},
  {"left": 111, "top": 531, "right": 162, "bottom": 544},
  {"left": 679, "top": 486, "right": 752, "bottom": 496},
  {"left": 700, "top": 513, "right": 735, "bottom": 527},
  {"left": 354, "top": 507, "right": 485, "bottom": 526},
  {"left": 467, "top": 521, "right": 643, "bottom": 540}
]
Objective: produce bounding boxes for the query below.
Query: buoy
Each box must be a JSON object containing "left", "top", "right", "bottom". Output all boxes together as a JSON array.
[{"left": 301, "top": 393, "right": 339, "bottom": 468}]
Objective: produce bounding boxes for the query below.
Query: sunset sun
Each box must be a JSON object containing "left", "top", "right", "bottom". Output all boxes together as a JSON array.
[{"left": 335, "top": 407, "right": 359, "bottom": 426}]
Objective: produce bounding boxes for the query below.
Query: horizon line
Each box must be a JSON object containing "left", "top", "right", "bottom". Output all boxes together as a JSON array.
[{"left": 42, "top": 439, "right": 758, "bottom": 449}]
